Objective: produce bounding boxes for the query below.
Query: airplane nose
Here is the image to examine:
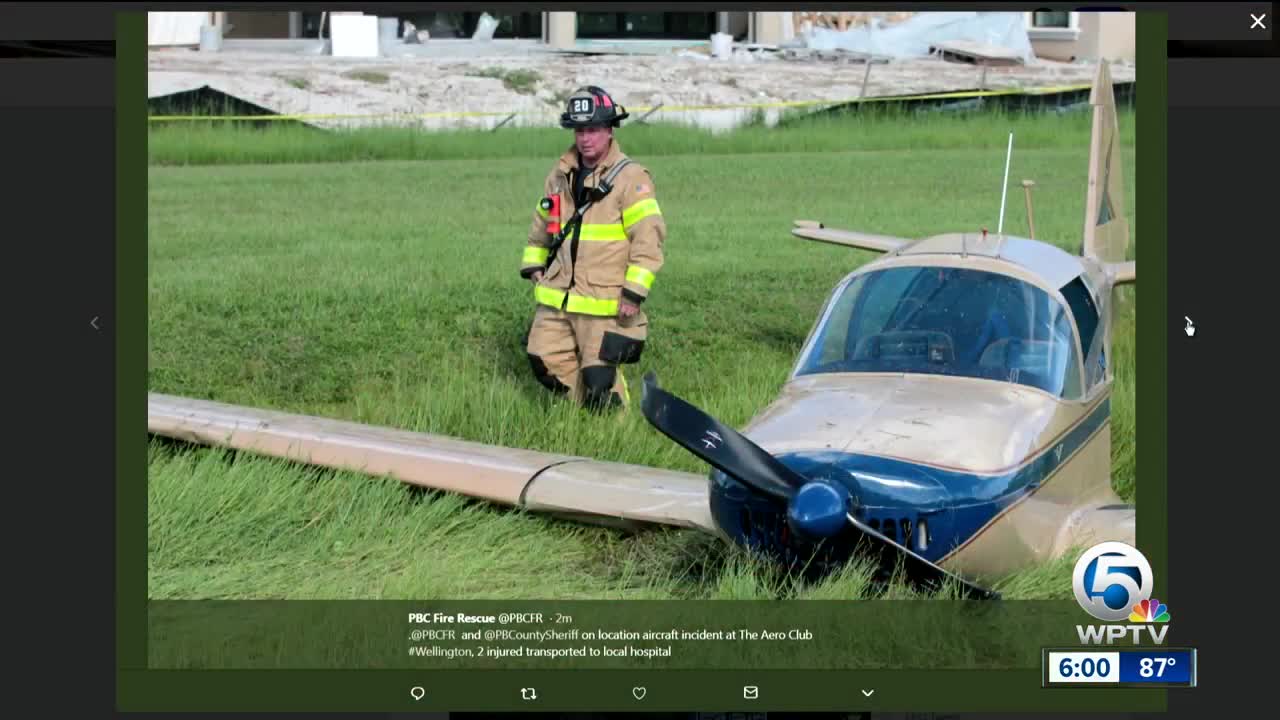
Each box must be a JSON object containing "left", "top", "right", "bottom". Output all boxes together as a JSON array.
[
  {"left": 839, "top": 465, "right": 954, "bottom": 554},
  {"left": 786, "top": 481, "right": 849, "bottom": 538},
  {"left": 773, "top": 452, "right": 955, "bottom": 550},
  {"left": 844, "top": 468, "right": 952, "bottom": 508}
]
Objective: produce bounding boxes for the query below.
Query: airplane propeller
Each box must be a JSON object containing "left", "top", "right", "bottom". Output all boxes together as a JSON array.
[{"left": 639, "top": 372, "right": 999, "bottom": 600}]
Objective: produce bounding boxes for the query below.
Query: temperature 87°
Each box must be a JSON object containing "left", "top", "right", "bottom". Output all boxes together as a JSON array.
[{"left": 1140, "top": 656, "right": 1176, "bottom": 677}]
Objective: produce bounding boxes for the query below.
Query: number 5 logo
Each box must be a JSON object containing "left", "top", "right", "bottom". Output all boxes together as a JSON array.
[{"left": 1072, "top": 542, "right": 1153, "bottom": 622}]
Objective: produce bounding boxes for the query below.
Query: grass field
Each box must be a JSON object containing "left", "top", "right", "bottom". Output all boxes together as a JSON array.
[{"left": 148, "top": 108, "right": 1137, "bottom": 601}]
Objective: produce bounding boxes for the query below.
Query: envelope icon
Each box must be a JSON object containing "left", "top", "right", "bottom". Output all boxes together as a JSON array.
[{"left": 743, "top": 686, "right": 759, "bottom": 700}]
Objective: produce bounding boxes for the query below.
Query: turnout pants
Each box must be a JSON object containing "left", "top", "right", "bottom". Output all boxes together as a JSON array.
[{"left": 526, "top": 304, "right": 648, "bottom": 410}]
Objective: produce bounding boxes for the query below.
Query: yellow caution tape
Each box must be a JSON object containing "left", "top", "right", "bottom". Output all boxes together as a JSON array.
[{"left": 148, "top": 83, "right": 1095, "bottom": 122}]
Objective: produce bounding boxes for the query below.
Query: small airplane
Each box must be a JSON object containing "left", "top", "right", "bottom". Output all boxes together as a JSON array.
[
  {"left": 148, "top": 61, "right": 1135, "bottom": 601},
  {"left": 642, "top": 59, "right": 1136, "bottom": 600}
]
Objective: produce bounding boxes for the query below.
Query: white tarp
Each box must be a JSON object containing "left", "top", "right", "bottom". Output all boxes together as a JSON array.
[
  {"left": 148, "top": 12, "right": 209, "bottom": 47},
  {"left": 803, "top": 12, "right": 1036, "bottom": 64}
]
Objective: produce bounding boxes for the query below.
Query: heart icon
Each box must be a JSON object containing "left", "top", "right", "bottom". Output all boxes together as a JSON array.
[{"left": 632, "top": 687, "right": 647, "bottom": 700}]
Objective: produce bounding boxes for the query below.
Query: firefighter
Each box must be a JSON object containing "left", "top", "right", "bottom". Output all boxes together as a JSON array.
[{"left": 520, "top": 86, "right": 666, "bottom": 411}]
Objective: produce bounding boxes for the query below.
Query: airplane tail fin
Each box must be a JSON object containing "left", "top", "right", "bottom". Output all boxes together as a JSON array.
[{"left": 1081, "top": 60, "right": 1129, "bottom": 265}]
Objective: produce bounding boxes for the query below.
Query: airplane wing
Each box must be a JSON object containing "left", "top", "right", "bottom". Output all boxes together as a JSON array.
[
  {"left": 148, "top": 393, "right": 716, "bottom": 533},
  {"left": 792, "top": 220, "right": 911, "bottom": 254},
  {"left": 1106, "top": 260, "right": 1135, "bottom": 284}
]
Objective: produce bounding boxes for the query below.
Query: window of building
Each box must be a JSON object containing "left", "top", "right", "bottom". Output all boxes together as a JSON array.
[
  {"left": 1024, "top": 11, "right": 1080, "bottom": 40},
  {"left": 1032, "top": 11, "right": 1072, "bottom": 28},
  {"left": 577, "top": 12, "right": 716, "bottom": 39}
]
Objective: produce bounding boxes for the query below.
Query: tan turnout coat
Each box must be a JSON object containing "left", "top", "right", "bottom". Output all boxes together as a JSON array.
[{"left": 520, "top": 140, "right": 666, "bottom": 315}]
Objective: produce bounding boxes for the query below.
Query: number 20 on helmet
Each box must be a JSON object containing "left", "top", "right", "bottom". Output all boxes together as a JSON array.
[{"left": 560, "top": 86, "right": 629, "bottom": 129}]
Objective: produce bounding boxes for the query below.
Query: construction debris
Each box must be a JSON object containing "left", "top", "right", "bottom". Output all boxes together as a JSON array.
[
  {"left": 930, "top": 39, "right": 1026, "bottom": 66},
  {"left": 782, "top": 48, "right": 890, "bottom": 64},
  {"left": 147, "top": 38, "right": 1134, "bottom": 132},
  {"left": 792, "top": 11, "right": 915, "bottom": 34},
  {"left": 401, "top": 21, "right": 426, "bottom": 44},
  {"left": 799, "top": 11, "right": 1037, "bottom": 65},
  {"left": 472, "top": 13, "right": 498, "bottom": 41}
]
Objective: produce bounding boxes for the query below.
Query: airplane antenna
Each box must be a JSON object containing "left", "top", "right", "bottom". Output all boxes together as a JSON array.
[{"left": 997, "top": 131, "right": 1013, "bottom": 235}]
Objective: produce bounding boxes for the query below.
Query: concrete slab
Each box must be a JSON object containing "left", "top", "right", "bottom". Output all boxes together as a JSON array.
[{"left": 147, "top": 42, "right": 1135, "bottom": 132}]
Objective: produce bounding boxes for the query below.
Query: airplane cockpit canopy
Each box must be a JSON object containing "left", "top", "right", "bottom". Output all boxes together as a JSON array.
[{"left": 794, "top": 265, "right": 1085, "bottom": 399}]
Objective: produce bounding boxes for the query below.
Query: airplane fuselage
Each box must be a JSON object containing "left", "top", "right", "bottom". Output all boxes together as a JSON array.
[{"left": 708, "top": 371, "right": 1122, "bottom": 584}]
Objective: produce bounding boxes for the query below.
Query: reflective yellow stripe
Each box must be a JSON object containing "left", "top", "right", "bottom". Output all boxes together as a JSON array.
[
  {"left": 523, "top": 246, "right": 549, "bottom": 265},
  {"left": 534, "top": 285, "right": 565, "bottom": 308},
  {"left": 577, "top": 223, "right": 627, "bottom": 242},
  {"left": 531, "top": 286, "right": 618, "bottom": 316},
  {"left": 622, "top": 198, "right": 661, "bottom": 229},
  {"left": 536, "top": 201, "right": 549, "bottom": 219},
  {"left": 625, "top": 265, "right": 655, "bottom": 289},
  {"left": 565, "top": 294, "right": 618, "bottom": 316}
]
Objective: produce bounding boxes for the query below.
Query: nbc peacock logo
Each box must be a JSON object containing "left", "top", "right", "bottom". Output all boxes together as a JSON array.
[
  {"left": 1073, "top": 542, "right": 1170, "bottom": 645},
  {"left": 1129, "top": 598, "right": 1170, "bottom": 623}
]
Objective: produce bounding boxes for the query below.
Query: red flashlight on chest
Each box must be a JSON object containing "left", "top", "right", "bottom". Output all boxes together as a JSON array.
[{"left": 542, "top": 195, "right": 561, "bottom": 235}]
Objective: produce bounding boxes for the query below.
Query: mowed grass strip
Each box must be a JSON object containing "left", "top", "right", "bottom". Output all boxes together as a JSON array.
[
  {"left": 148, "top": 117, "right": 1136, "bottom": 600},
  {"left": 148, "top": 106, "right": 1134, "bottom": 166}
]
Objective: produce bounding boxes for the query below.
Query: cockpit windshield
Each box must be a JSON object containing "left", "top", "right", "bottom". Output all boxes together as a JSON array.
[{"left": 795, "top": 266, "right": 1083, "bottom": 398}]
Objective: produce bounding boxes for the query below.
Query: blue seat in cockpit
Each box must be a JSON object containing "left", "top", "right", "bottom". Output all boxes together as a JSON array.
[{"left": 979, "top": 338, "right": 1054, "bottom": 374}]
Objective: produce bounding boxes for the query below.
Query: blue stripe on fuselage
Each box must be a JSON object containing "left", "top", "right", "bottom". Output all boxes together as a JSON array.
[{"left": 769, "top": 395, "right": 1110, "bottom": 563}]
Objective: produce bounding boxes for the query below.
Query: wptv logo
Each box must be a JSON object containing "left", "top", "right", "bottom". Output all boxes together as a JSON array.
[{"left": 1073, "top": 541, "right": 1170, "bottom": 645}]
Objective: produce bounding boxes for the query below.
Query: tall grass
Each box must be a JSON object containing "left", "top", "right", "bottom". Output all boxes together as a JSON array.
[{"left": 148, "top": 109, "right": 1137, "bottom": 601}]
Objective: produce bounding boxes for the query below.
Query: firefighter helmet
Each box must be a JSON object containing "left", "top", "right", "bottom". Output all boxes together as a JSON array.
[{"left": 559, "top": 86, "right": 629, "bottom": 129}]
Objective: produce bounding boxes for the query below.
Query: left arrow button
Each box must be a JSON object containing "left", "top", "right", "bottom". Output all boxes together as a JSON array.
[{"left": 90, "top": 316, "right": 100, "bottom": 330}]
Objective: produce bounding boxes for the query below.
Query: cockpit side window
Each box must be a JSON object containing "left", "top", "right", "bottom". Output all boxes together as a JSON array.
[
  {"left": 810, "top": 275, "right": 863, "bottom": 368},
  {"left": 1060, "top": 276, "right": 1099, "bottom": 358},
  {"left": 1054, "top": 310, "right": 1084, "bottom": 400},
  {"left": 1060, "top": 275, "right": 1103, "bottom": 389}
]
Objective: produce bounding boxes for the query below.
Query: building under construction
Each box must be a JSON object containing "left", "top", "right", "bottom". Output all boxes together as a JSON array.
[{"left": 171, "top": 11, "right": 1134, "bottom": 62}]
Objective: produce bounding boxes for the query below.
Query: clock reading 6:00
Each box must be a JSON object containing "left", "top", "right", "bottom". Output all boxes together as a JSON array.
[{"left": 1060, "top": 657, "right": 1111, "bottom": 677}]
